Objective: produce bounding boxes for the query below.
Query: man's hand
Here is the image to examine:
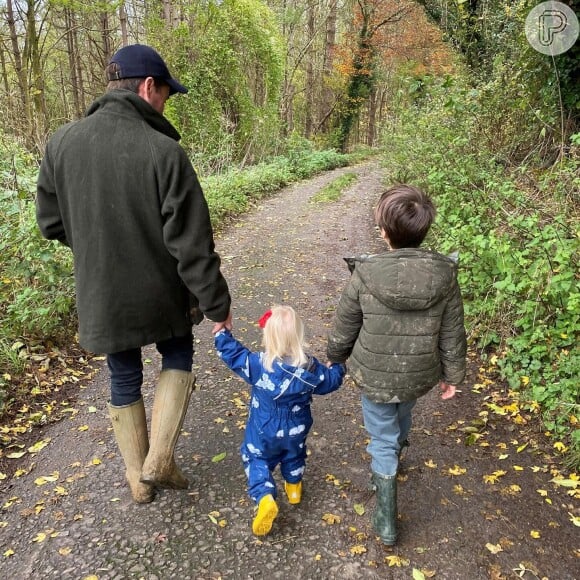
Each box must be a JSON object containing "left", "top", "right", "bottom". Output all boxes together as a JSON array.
[
  {"left": 212, "top": 311, "right": 233, "bottom": 334},
  {"left": 440, "top": 381, "right": 456, "bottom": 400}
]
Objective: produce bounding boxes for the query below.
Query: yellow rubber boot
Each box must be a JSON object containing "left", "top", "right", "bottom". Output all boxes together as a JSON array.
[
  {"left": 252, "top": 494, "right": 279, "bottom": 536},
  {"left": 284, "top": 481, "right": 302, "bottom": 504}
]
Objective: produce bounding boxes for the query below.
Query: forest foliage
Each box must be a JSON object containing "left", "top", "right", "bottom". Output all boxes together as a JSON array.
[{"left": 0, "top": 0, "right": 578, "bottom": 465}]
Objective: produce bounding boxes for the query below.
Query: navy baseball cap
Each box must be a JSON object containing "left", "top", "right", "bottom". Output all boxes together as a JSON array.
[{"left": 107, "top": 44, "right": 188, "bottom": 96}]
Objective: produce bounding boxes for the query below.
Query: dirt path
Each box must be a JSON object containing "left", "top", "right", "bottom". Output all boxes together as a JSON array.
[{"left": 1, "top": 161, "right": 578, "bottom": 579}]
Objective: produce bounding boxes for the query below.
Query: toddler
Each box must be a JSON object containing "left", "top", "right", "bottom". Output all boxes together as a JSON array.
[{"left": 214, "top": 305, "right": 345, "bottom": 536}]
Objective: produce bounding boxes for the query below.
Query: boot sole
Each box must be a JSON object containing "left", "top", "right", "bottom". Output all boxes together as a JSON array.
[{"left": 252, "top": 502, "right": 279, "bottom": 536}]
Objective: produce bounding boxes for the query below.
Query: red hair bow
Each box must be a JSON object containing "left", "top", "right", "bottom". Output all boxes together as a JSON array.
[{"left": 258, "top": 309, "right": 272, "bottom": 328}]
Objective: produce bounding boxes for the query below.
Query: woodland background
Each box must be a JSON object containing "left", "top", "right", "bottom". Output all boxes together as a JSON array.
[{"left": 0, "top": 0, "right": 578, "bottom": 467}]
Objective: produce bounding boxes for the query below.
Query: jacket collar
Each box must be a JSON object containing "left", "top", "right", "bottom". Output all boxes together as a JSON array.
[{"left": 85, "top": 89, "right": 181, "bottom": 141}]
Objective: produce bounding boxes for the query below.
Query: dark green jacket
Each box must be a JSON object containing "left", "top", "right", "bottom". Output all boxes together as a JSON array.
[
  {"left": 327, "top": 248, "right": 466, "bottom": 403},
  {"left": 36, "top": 90, "right": 231, "bottom": 354}
]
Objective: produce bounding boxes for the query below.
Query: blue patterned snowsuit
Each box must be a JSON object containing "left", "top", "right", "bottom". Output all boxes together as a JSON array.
[{"left": 215, "top": 330, "right": 345, "bottom": 503}]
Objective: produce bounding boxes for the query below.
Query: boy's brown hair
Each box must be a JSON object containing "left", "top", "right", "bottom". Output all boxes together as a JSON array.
[{"left": 374, "top": 184, "right": 436, "bottom": 248}]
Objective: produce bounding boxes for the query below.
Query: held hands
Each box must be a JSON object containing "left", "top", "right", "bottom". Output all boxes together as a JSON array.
[
  {"left": 440, "top": 381, "right": 456, "bottom": 400},
  {"left": 212, "top": 311, "right": 233, "bottom": 335}
]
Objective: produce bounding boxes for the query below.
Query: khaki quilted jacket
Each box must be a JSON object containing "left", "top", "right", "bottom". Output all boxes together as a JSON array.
[{"left": 327, "top": 248, "right": 467, "bottom": 403}]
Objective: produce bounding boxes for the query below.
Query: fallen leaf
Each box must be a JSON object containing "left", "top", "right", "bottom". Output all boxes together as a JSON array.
[
  {"left": 32, "top": 532, "right": 47, "bottom": 543},
  {"left": 424, "top": 459, "right": 437, "bottom": 468},
  {"left": 6, "top": 451, "right": 26, "bottom": 459},
  {"left": 569, "top": 512, "right": 580, "bottom": 527},
  {"left": 350, "top": 544, "right": 367, "bottom": 555},
  {"left": 59, "top": 547, "right": 72, "bottom": 555},
  {"left": 211, "top": 452, "right": 227, "bottom": 463},
  {"left": 530, "top": 530, "right": 541, "bottom": 538},
  {"left": 486, "top": 542, "right": 503, "bottom": 554},
  {"left": 448, "top": 465, "right": 467, "bottom": 476},
  {"left": 385, "top": 555, "right": 410, "bottom": 567},
  {"left": 27, "top": 438, "right": 51, "bottom": 454},
  {"left": 77, "top": 425, "right": 89, "bottom": 432},
  {"left": 413, "top": 570, "right": 426, "bottom": 580},
  {"left": 353, "top": 503, "right": 365, "bottom": 516},
  {"left": 551, "top": 478, "right": 579, "bottom": 489},
  {"left": 4, "top": 549, "right": 15, "bottom": 557},
  {"left": 34, "top": 472, "right": 59, "bottom": 486},
  {"left": 322, "top": 513, "right": 341, "bottom": 524}
]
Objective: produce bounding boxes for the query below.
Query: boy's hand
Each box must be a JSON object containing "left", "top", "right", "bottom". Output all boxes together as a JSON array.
[{"left": 440, "top": 381, "right": 456, "bottom": 400}]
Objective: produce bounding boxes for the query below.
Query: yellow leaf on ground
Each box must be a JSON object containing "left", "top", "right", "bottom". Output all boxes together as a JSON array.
[
  {"left": 322, "top": 513, "right": 341, "bottom": 524},
  {"left": 513, "top": 465, "right": 524, "bottom": 471},
  {"left": 385, "top": 555, "right": 410, "bottom": 567},
  {"left": 28, "top": 438, "right": 51, "bottom": 454},
  {"left": 4, "top": 548, "right": 15, "bottom": 557},
  {"left": 350, "top": 544, "right": 367, "bottom": 555},
  {"left": 448, "top": 465, "right": 467, "bottom": 476},
  {"left": 314, "top": 554, "right": 321, "bottom": 561},
  {"left": 34, "top": 472, "right": 59, "bottom": 486},
  {"left": 536, "top": 489, "right": 548, "bottom": 497},
  {"left": 78, "top": 425, "right": 89, "bottom": 432},
  {"left": 0, "top": 473, "right": 6, "bottom": 480},
  {"left": 569, "top": 512, "right": 580, "bottom": 527},
  {"left": 530, "top": 530, "right": 541, "bottom": 538},
  {"left": 424, "top": 459, "right": 437, "bottom": 468},
  {"left": 59, "top": 547, "right": 72, "bottom": 556},
  {"left": 486, "top": 542, "right": 503, "bottom": 554},
  {"left": 32, "top": 532, "right": 47, "bottom": 543},
  {"left": 6, "top": 451, "right": 26, "bottom": 459},
  {"left": 91, "top": 458, "right": 102, "bottom": 465}
]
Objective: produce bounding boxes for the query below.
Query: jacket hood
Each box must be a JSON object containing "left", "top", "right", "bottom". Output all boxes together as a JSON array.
[
  {"left": 86, "top": 89, "right": 181, "bottom": 141},
  {"left": 353, "top": 248, "right": 458, "bottom": 311},
  {"left": 269, "top": 360, "right": 325, "bottom": 402}
]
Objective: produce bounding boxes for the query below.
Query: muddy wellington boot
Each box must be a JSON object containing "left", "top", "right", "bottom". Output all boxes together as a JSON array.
[
  {"left": 140, "top": 370, "right": 195, "bottom": 489},
  {"left": 108, "top": 399, "right": 155, "bottom": 504},
  {"left": 371, "top": 472, "right": 398, "bottom": 545}
]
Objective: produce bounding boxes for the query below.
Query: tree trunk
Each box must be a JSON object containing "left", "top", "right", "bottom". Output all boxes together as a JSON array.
[
  {"left": 367, "top": 85, "right": 377, "bottom": 146},
  {"left": 119, "top": 3, "right": 129, "bottom": 46},
  {"left": 5, "top": 0, "right": 28, "bottom": 114},
  {"left": 320, "top": 0, "right": 337, "bottom": 132},
  {"left": 25, "top": 0, "right": 48, "bottom": 149},
  {"left": 65, "top": 8, "right": 82, "bottom": 119},
  {"left": 101, "top": 11, "right": 112, "bottom": 63},
  {"left": 304, "top": 1, "right": 316, "bottom": 138}
]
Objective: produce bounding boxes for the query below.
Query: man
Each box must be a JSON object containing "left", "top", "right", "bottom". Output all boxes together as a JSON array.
[{"left": 36, "top": 44, "right": 232, "bottom": 503}]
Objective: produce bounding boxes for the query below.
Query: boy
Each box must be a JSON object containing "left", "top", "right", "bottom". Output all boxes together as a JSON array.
[{"left": 327, "top": 184, "right": 467, "bottom": 545}]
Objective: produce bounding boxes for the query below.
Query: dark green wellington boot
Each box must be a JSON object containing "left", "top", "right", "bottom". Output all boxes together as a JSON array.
[{"left": 371, "top": 472, "right": 398, "bottom": 545}]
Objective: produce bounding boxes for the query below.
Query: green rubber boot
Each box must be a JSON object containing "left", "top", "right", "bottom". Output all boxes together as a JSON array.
[{"left": 371, "top": 472, "right": 398, "bottom": 545}]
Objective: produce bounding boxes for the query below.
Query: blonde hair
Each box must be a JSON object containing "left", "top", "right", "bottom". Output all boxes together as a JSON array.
[{"left": 262, "top": 305, "right": 308, "bottom": 372}]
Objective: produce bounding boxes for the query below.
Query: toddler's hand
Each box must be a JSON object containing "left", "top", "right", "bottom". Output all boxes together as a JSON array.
[{"left": 440, "top": 381, "right": 456, "bottom": 400}]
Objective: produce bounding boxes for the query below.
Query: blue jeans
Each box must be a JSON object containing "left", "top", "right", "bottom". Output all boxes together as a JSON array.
[
  {"left": 107, "top": 334, "right": 194, "bottom": 406},
  {"left": 361, "top": 395, "right": 416, "bottom": 477}
]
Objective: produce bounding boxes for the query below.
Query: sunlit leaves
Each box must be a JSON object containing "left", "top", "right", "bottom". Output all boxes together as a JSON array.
[
  {"left": 447, "top": 465, "right": 467, "bottom": 476},
  {"left": 385, "top": 555, "right": 409, "bottom": 567},
  {"left": 483, "top": 470, "right": 506, "bottom": 484}
]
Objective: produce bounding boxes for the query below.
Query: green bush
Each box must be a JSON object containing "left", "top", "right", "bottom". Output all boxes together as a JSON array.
[{"left": 381, "top": 76, "right": 579, "bottom": 466}]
